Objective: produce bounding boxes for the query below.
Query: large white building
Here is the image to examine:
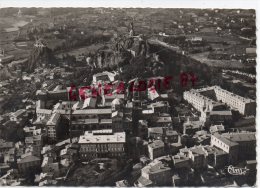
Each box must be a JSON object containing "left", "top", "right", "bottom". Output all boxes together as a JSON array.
[
  {"left": 211, "top": 132, "right": 256, "bottom": 164},
  {"left": 35, "top": 96, "right": 123, "bottom": 139},
  {"left": 78, "top": 129, "right": 125, "bottom": 160},
  {"left": 213, "top": 86, "right": 255, "bottom": 116},
  {"left": 184, "top": 86, "right": 256, "bottom": 116},
  {"left": 46, "top": 113, "right": 61, "bottom": 141},
  {"left": 183, "top": 89, "right": 222, "bottom": 112}
]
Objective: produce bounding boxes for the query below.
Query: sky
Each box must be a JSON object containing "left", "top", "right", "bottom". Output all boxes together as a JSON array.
[{"left": 0, "top": 0, "right": 258, "bottom": 9}]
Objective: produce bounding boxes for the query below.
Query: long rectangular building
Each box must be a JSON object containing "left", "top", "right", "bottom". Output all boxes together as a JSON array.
[
  {"left": 184, "top": 86, "right": 256, "bottom": 116},
  {"left": 78, "top": 129, "right": 125, "bottom": 160},
  {"left": 213, "top": 86, "right": 255, "bottom": 116},
  {"left": 183, "top": 89, "right": 220, "bottom": 112},
  {"left": 211, "top": 132, "right": 256, "bottom": 164}
]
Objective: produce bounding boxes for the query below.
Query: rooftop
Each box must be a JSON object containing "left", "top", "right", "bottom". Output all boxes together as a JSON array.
[
  {"left": 155, "top": 116, "right": 172, "bottom": 123},
  {"left": 111, "top": 98, "right": 124, "bottom": 106},
  {"left": 100, "top": 119, "right": 112, "bottom": 124},
  {"left": 41, "top": 156, "right": 52, "bottom": 167},
  {"left": 147, "top": 87, "right": 160, "bottom": 100},
  {"left": 210, "top": 110, "right": 232, "bottom": 116},
  {"left": 17, "top": 155, "right": 40, "bottom": 164},
  {"left": 210, "top": 124, "right": 225, "bottom": 133},
  {"left": 137, "top": 176, "right": 153, "bottom": 186},
  {"left": 55, "top": 137, "right": 78, "bottom": 147},
  {"left": 148, "top": 140, "right": 164, "bottom": 149},
  {"left": 203, "top": 145, "right": 227, "bottom": 156},
  {"left": 142, "top": 159, "right": 171, "bottom": 174},
  {"left": 46, "top": 113, "right": 60, "bottom": 126},
  {"left": 72, "top": 118, "right": 99, "bottom": 125},
  {"left": 11, "top": 109, "right": 26, "bottom": 118},
  {"left": 41, "top": 145, "right": 53, "bottom": 155},
  {"left": 105, "top": 94, "right": 125, "bottom": 99},
  {"left": 25, "top": 135, "right": 42, "bottom": 144},
  {"left": 72, "top": 108, "right": 112, "bottom": 115},
  {"left": 166, "top": 130, "right": 178, "bottom": 136},
  {"left": 93, "top": 71, "right": 117, "bottom": 78},
  {"left": 36, "top": 109, "right": 52, "bottom": 115},
  {"left": 0, "top": 140, "right": 13, "bottom": 149},
  {"left": 23, "top": 126, "right": 37, "bottom": 133},
  {"left": 148, "top": 127, "right": 163, "bottom": 135},
  {"left": 184, "top": 120, "right": 203, "bottom": 129},
  {"left": 150, "top": 101, "right": 169, "bottom": 108},
  {"left": 78, "top": 130, "right": 125, "bottom": 144},
  {"left": 222, "top": 132, "right": 256, "bottom": 142},
  {"left": 212, "top": 133, "right": 239, "bottom": 147},
  {"left": 189, "top": 145, "right": 207, "bottom": 156},
  {"left": 82, "top": 98, "right": 97, "bottom": 109},
  {"left": 116, "top": 180, "right": 130, "bottom": 187},
  {"left": 187, "top": 85, "right": 255, "bottom": 105}
]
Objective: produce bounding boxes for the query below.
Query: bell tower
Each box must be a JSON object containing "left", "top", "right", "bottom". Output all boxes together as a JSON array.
[{"left": 129, "top": 22, "right": 135, "bottom": 37}]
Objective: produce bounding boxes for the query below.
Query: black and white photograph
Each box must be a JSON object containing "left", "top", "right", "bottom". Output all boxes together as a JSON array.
[{"left": 0, "top": 1, "right": 258, "bottom": 186}]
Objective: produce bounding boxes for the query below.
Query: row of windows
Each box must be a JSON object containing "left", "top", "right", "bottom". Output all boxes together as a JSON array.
[
  {"left": 216, "top": 94, "right": 246, "bottom": 107},
  {"left": 184, "top": 94, "right": 208, "bottom": 110},
  {"left": 81, "top": 153, "right": 97, "bottom": 158},
  {"left": 82, "top": 143, "right": 123, "bottom": 147},
  {"left": 71, "top": 124, "right": 113, "bottom": 130},
  {"left": 212, "top": 137, "right": 229, "bottom": 150},
  {"left": 48, "top": 133, "right": 56, "bottom": 138},
  {"left": 80, "top": 152, "right": 124, "bottom": 158},
  {"left": 72, "top": 114, "right": 111, "bottom": 120},
  {"left": 81, "top": 147, "right": 124, "bottom": 152}
]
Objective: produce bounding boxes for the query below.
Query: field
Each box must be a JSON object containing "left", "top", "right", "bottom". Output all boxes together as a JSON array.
[
  {"left": 55, "top": 43, "right": 109, "bottom": 58},
  {"left": 0, "top": 17, "right": 32, "bottom": 59},
  {"left": 0, "top": 17, "right": 29, "bottom": 31},
  {"left": 189, "top": 52, "right": 245, "bottom": 68}
]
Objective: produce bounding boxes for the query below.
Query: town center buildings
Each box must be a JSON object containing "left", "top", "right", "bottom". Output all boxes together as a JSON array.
[
  {"left": 211, "top": 132, "right": 256, "bottom": 164},
  {"left": 78, "top": 129, "right": 125, "bottom": 160},
  {"left": 184, "top": 86, "right": 256, "bottom": 116}
]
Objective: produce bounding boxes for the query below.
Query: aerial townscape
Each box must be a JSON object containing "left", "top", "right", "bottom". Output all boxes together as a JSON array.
[{"left": 0, "top": 8, "right": 257, "bottom": 186}]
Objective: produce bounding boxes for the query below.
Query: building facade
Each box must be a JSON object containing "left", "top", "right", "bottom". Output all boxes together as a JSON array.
[
  {"left": 148, "top": 140, "right": 165, "bottom": 160},
  {"left": 141, "top": 159, "right": 172, "bottom": 186},
  {"left": 17, "top": 155, "right": 41, "bottom": 173},
  {"left": 78, "top": 129, "right": 125, "bottom": 160},
  {"left": 211, "top": 132, "right": 256, "bottom": 164},
  {"left": 184, "top": 86, "right": 256, "bottom": 116}
]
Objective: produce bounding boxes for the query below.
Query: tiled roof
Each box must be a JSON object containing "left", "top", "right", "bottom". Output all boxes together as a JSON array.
[
  {"left": 148, "top": 140, "right": 164, "bottom": 149},
  {"left": 79, "top": 130, "right": 125, "bottom": 144},
  {"left": 72, "top": 108, "right": 111, "bottom": 115},
  {"left": 17, "top": 155, "right": 40, "bottom": 164}
]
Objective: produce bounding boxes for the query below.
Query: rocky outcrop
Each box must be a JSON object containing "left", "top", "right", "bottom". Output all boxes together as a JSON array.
[
  {"left": 25, "top": 41, "right": 57, "bottom": 72},
  {"left": 0, "top": 67, "right": 13, "bottom": 81}
]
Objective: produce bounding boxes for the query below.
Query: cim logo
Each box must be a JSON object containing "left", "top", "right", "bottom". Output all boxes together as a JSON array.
[{"left": 227, "top": 165, "right": 249, "bottom": 176}]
